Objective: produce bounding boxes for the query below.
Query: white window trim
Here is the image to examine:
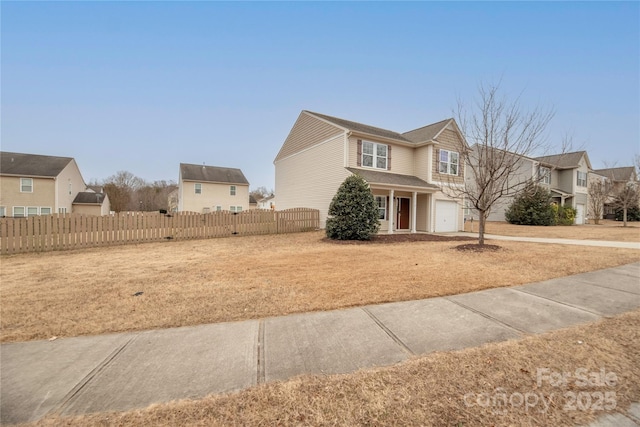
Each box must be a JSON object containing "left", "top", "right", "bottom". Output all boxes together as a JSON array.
[
  {"left": 362, "top": 141, "right": 388, "bottom": 170},
  {"left": 577, "top": 171, "right": 587, "bottom": 187},
  {"left": 230, "top": 185, "right": 236, "bottom": 196},
  {"left": 539, "top": 166, "right": 551, "bottom": 185},
  {"left": 0, "top": 206, "right": 5, "bottom": 217},
  {"left": 27, "top": 207, "right": 39, "bottom": 217},
  {"left": 40, "top": 207, "right": 52, "bottom": 215},
  {"left": 58, "top": 207, "right": 67, "bottom": 214},
  {"left": 20, "top": 178, "right": 33, "bottom": 193},
  {"left": 230, "top": 205, "right": 243, "bottom": 212},
  {"left": 439, "top": 149, "right": 459, "bottom": 176},
  {"left": 194, "top": 183, "right": 202, "bottom": 194}
]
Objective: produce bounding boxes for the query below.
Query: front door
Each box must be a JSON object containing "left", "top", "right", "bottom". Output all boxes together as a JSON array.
[{"left": 396, "top": 198, "right": 410, "bottom": 230}]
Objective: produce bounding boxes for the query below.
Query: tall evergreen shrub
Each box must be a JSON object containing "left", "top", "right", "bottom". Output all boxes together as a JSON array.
[{"left": 326, "top": 174, "right": 380, "bottom": 240}]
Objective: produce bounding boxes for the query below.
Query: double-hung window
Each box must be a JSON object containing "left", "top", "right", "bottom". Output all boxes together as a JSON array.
[
  {"left": 230, "top": 206, "right": 242, "bottom": 212},
  {"left": 27, "top": 207, "right": 39, "bottom": 217},
  {"left": 375, "top": 196, "right": 387, "bottom": 220},
  {"left": 439, "top": 150, "right": 459, "bottom": 175},
  {"left": 539, "top": 167, "right": 551, "bottom": 184},
  {"left": 230, "top": 185, "right": 236, "bottom": 196},
  {"left": 577, "top": 171, "right": 587, "bottom": 187},
  {"left": 194, "top": 183, "right": 202, "bottom": 194},
  {"left": 362, "top": 142, "right": 388, "bottom": 170},
  {"left": 20, "top": 178, "right": 33, "bottom": 193},
  {"left": 13, "top": 207, "right": 26, "bottom": 217}
]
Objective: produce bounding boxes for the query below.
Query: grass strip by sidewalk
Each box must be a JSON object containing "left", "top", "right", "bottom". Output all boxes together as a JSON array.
[{"left": 28, "top": 310, "right": 640, "bottom": 427}]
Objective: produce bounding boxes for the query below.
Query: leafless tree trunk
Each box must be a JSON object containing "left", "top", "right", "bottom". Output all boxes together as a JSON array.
[
  {"left": 448, "top": 82, "right": 555, "bottom": 246},
  {"left": 613, "top": 184, "right": 639, "bottom": 227}
]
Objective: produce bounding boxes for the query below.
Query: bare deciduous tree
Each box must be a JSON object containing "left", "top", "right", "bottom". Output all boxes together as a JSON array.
[
  {"left": 449, "top": 82, "right": 555, "bottom": 245},
  {"left": 612, "top": 182, "right": 639, "bottom": 227},
  {"left": 588, "top": 177, "right": 612, "bottom": 225}
]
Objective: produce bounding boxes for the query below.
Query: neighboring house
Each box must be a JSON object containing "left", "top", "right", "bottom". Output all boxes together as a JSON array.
[
  {"left": 592, "top": 166, "right": 639, "bottom": 219},
  {"left": 178, "top": 163, "right": 250, "bottom": 213},
  {"left": 274, "top": 110, "right": 467, "bottom": 232},
  {"left": 0, "top": 151, "right": 92, "bottom": 217},
  {"left": 72, "top": 190, "right": 111, "bottom": 216},
  {"left": 465, "top": 145, "right": 540, "bottom": 222},
  {"left": 249, "top": 195, "right": 258, "bottom": 209},
  {"left": 534, "top": 151, "right": 591, "bottom": 224},
  {"left": 257, "top": 194, "right": 276, "bottom": 210}
]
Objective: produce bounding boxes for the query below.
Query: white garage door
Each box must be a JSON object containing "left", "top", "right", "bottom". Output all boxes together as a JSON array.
[
  {"left": 435, "top": 200, "right": 458, "bottom": 232},
  {"left": 576, "top": 204, "right": 585, "bottom": 225}
]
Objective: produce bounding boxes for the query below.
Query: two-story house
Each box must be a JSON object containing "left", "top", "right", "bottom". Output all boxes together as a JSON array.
[
  {"left": 274, "top": 111, "right": 467, "bottom": 232},
  {"left": 178, "top": 163, "right": 250, "bottom": 213},
  {"left": 534, "top": 151, "right": 591, "bottom": 224},
  {"left": 592, "top": 166, "right": 639, "bottom": 219},
  {"left": 0, "top": 151, "right": 109, "bottom": 217}
]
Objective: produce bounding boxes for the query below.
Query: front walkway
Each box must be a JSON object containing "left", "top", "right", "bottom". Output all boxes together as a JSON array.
[
  {"left": 445, "top": 232, "right": 640, "bottom": 249},
  {"left": 2, "top": 263, "right": 639, "bottom": 424}
]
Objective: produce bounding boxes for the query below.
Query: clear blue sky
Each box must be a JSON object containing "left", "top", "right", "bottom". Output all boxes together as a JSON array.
[{"left": 2, "top": 1, "right": 638, "bottom": 189}]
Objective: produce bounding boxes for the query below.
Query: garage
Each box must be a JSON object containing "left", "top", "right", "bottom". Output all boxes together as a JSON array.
[
  {"left": 575, "top": 203, "right": 585, "bottom": 225},
  {"left": 435, "top": 200, "right": 458, "bottom": 232}
]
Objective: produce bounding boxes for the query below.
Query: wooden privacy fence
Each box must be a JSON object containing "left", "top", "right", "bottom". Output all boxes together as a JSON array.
[{"left": 0, "top": 208, "right": 320, "bottom": 255}]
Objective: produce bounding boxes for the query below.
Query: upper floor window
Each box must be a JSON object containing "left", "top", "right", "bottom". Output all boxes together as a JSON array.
[
  {"left": 362, "top": 141, "right": 388, "bottom": 170},
  {"left": 230, "top": 185, "right": 236, "bottom": 196},
  {"left": 538, "top": 166, "right": 551, "bottom": 185},
  {"left": 439, "top": 149, "right": 459, "bottom": 175},
  {"left": 194, "top": 183, "right": 202, "bottom": 194},
  {"left": 577, "top": 171, "right": 587, "bottom": 187},
  {"left": 21, "top": 178, "right": 33, "bottom": 193}
]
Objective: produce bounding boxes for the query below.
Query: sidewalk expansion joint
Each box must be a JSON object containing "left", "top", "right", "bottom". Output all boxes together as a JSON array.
[
  {"left": 52, "top": 333, "right": 140, "bottom": 416},
  {"left": 360, "top": 308, "right": 415, "bottom": 356},
  {"left": 256, "top": 319, "right": 265, "bottom": 385},
  {"left": 444, "top": 297, "right": 528, "bottom": 336},
  {"left": 572, "top": 279, "right": 640, "bottom": 296},
  {"left": 511, "top": 288, "right": 605, "bottom": 317}
]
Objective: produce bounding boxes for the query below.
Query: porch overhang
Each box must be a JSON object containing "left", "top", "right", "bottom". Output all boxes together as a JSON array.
[{"left": 346, "top": 168, "right": 440, "bottom": 193}]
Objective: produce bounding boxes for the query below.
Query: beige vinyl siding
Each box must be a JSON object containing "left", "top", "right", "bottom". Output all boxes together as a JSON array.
[
  {"left": 275, "top": 134, "right": 350, "bottom": 228},
  {"left": 416, "top": 194, "right": 430, "bottom": 231},
  {"left": 0, "top": 176, "right": 56, "bottom": 215},
  {"left": 180, "top": 182, "right": 249, "bottom": 213},
  {"left": 57, "top": 160, "right": 86, "bottom": 213},
  {"left": 73, "top": 204, "right": 102, "bottom": 216},
  {"left": 275, "top": 112, "right": 343, "bottom": 161},
  {"left": 414, "top": 146, "right": 431, "bottom": 182},
  {"left": 432, "top": 129, "right": 465, "bottom": 185}
]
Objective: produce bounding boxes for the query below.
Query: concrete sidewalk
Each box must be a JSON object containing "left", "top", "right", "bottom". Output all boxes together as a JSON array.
[
  {"left": 1, "top": 263, "right": 639, "bottom": 425},
  {"left": 450, "top": 232, "right": 640, "bottom": 249}
]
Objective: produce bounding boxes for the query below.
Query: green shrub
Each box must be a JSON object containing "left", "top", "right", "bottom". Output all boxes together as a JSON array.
[
  {"left": 505, "top": 183, "right": 556, "bottom": 226},
  {"left": 615, "top": 205, "right": 640, "bottom": 221},
  {"left": 326, "top": 174, "right": 380, "bottom": 240},
  {"left": 555, "top": 205, "right": 576, "bottom": 226}
]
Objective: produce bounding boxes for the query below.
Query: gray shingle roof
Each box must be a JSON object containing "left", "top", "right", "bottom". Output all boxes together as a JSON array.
[
  {"left": 306, "top": 111, "right": 413, "bottom": 143},
  {"left": 401, "top": 119, "right": 453, "bottom": 143},
  {"left": 592, "top": 167, "right": 636, "bottom": 182},
  {"left": 73, "top": 192, "right": 106, "bottom": 205},
  {"left": 180, "top": 163, "right": 249, "bottom": 185},
  {"left": 0, "top": 151, "right": 74, "bottom": 177},
  {"left": 534, "top": 151, "right": 588, "bottom": 169},
  {"left": 346, "top": 168, "right": 440, "bottom": 190}
]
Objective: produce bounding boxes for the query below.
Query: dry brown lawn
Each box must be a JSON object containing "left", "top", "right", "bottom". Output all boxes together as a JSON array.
[
  {"left": 464, "top": 219, "right": 640, "bottom": 242},
  {"left": 27, "top": 310, "right": 640, "bottom": 427},
  {"left": 2, "top": 231, "right": 639, "bottom": 343}
]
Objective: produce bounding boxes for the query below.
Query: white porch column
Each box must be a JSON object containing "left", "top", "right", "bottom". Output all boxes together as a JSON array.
[
  {"left": 411, "top": 191, "right": 417, "bottom": 233},
  {"left": 388, "top": 189, "right": 395, "bottom": 234}
]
